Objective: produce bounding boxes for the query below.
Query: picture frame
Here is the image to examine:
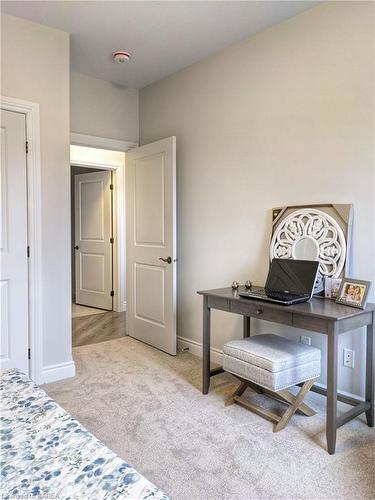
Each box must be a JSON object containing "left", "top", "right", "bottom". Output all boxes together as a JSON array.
[
  {"left": 335, "top": 278, "right": 371, "bottom": 309},
  {"left": 324, "top": 278, "right": 342, "bottom": 300}
]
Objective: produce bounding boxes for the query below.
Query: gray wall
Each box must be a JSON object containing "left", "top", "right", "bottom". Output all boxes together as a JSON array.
[
  {"left": 71, "top": 71, "right": 139, "bottom": 143},
  {"left": 1, "top": 14, "right": 72, "bottom": 372},
  {"left": 139, "top": 2, "right": 375, "bottom": 397}
]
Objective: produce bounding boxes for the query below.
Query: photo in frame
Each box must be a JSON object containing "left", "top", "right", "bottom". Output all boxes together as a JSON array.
[
  {"left": 325, "top": 278, "right": 342, "bottom": 300},
  {"left": 335, "top": 278, "right": 371, "bottom": 309}
]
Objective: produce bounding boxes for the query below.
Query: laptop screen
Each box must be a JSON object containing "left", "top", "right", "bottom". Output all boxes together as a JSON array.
[{"left": 265, "top": 259, "right": 319, "bottom": 296}]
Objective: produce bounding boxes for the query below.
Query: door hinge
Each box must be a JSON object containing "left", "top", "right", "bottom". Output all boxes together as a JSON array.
[
  {"left": 110, "top": 184, "right": 114, "bottom": 190},
  {"left": 27, "top": 246, "right": 30, "bottom": 258},
  {"left": 26, "top": 141, "right": 29, "bottom": 154},
  {"left": 110, "top": 237, "right": 114, "bottom": 244},
  {"left": 28, "top": 348, "right": 31, "bottom": 360},
  {"left": 110, "top": 290, "right": 114, "bottom": 297}
]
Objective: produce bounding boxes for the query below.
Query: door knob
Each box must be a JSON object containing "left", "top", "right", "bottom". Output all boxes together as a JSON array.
[
  {"left": 159, "top": 256, "right": 172, "bottom": 264},
  {"left": 74, "top": 245, "right": 79, "bottom": 250}
]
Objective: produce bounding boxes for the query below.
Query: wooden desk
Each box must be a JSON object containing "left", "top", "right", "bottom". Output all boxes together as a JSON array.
[{"left": 197, "top": 286, "right": 375, "bottom": 455}]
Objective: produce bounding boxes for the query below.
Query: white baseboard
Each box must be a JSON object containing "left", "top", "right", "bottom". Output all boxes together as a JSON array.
[
  {"left": 313, "top": 382, "right": 365, "bottom": 402},
  {"left": 42, "top": 361, "right": 76, "bottom": 384},
  {"left": 177, "top": 336, "right": 223, "bottom": 365},
  {"left": 177, "top": 336, "right": 365, "bottom": 401}
]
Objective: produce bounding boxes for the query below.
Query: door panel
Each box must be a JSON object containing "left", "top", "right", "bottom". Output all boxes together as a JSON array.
[
  {"left": 135, "top": 263, "right": 165, "bottom": 325},
  {"left": 80, "top": 253, "right": 105, "bottom": 292},
  {"left": 0, "top": 110, "right": 29, "bottom": 374},
  {"left": 80, "top": 180, "right": 105, "bottom": 240},
  {"left": 135, "top": 153, "right": 164, "bottom": 245},
  {"left": 126, "top": 137, "right": 176, "bottom": 355},
  {"left": 75, "top": 170, "right": 112, "bottom": 310},
  {"left": 0, "top": 280, "right": 10, "bottom": 361}
]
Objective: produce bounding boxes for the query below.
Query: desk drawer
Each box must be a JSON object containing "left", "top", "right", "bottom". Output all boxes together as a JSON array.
[
  {"left": 207, "top": 296, "right": 230, "bottom": 312},
  {"left": 293, "top": 315, "right": 328, "bottom": 334},
  {"left": 230, "top": 301, "right": 292, "bottom": 326}
]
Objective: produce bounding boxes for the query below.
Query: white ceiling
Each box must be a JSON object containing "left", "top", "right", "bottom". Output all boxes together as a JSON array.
[{"left": 1, "top": 1, "right": 319, "bottom": 89}]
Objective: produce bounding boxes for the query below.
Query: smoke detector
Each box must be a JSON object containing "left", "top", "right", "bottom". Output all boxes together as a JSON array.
[{"left": 113, "top": 51, "right": 131, "bottom": 63}]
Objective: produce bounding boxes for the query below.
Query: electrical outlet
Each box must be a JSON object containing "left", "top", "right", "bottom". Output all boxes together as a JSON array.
[
  {"left": 300, "top": 335, "right": 312, "bottom": 346},
  {"left": 343, "top": 348, "right": 355, "bottom": 368}
]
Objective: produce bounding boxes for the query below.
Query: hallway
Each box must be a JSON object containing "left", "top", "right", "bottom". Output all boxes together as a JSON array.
[{"left": 72, "top": 311, "right": 126, "bottom": 347}]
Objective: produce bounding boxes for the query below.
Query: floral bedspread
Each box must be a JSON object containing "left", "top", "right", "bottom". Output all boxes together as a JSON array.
[{"left": 0, "top": 369, "right": 168, "bottom": 500}]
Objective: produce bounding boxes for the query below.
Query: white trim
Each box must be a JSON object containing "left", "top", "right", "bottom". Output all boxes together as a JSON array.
[
  {"left": 1, "top": 96, "right": 43, "bottom": 384},
  {"left": 113, "top": 164, "right": 126, "bottom": 312},
  {"left": 42, "top": 361, "right": 76, "bottom": 384},
  {"left": 177, "top": 336, "right": 365, "bottom": 401},
  {"left": 71, "top": 132, "right": 138, "bottom": 152},
  {"left": 313, "top": 382, "right": 365, "bottom": 402},
  {"left": 71, "top": 159, "right": 120, "bottom": 170},
  {"left": 70, "top": 147, "right": 126, "bottom": 313},
  {"left": 177, "top": 336, "right": 223, "bottom": 365}
]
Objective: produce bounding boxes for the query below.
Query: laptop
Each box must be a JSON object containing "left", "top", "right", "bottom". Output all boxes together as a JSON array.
[{"left": 239, "top": 258, "right": 319, "bottom": 305}]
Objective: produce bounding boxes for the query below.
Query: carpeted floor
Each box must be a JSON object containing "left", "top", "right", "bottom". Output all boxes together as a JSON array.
[{"left": 45, "top": 337, "right": 375, "bottom": 500}]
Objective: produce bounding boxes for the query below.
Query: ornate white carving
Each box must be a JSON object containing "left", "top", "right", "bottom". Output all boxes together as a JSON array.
[{"left": 270, "top": 209, "right": 346, "bottom": 281}]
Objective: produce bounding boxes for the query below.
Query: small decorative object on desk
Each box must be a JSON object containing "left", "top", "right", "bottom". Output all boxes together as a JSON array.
[
  {"left": 231, "top": 280, "right": 239, "bottom": 290},
  {"left": 245, "top": 280, "right": 252, "bottom": 289},
  {"left": 325, "top": 278, "right": 342, "bottom": 300},
  {"left": 335, "top": 278, "right": 371, "bottom": 309}
]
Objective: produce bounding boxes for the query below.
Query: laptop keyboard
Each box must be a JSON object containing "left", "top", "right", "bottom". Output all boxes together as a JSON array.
[
  {"left": 245, "top": 287, "right": 304, "bottom": 302},
  {"left": 267, "top": 291, "right": 303, "bottom": 301},
  {"left": 253, "top": 287, "right": 267, "bottom": 296}
]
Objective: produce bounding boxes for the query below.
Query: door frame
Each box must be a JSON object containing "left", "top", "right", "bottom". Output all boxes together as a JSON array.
[
  {"left": 70, "top": 141, "right": 135, "bottom": 312},
  {"left": 1, "top": 96, "right": 43, "bottom": 383},
  {"left": 70, "top": 132, "right": 137, "bottom": 153},
  {"left": 72, "top": 168, "right": 114, "bottom": 310}
]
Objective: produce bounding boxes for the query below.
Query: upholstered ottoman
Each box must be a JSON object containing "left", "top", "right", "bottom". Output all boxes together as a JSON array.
[{"left": 223, "top": 334, "right": 321, "bottom": 431}]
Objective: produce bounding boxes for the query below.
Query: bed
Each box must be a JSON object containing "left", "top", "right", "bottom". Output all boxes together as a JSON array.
[{"left": 0, "top": 369, "right": 168, "bottom": 499}]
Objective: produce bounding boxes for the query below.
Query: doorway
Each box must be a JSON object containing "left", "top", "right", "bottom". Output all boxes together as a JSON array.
[
  {"left": 71, "top": 166, "right": 113, "bottom": 312},
  {"left": 70, "top": 137, "right": 177, "bottom": 354}
]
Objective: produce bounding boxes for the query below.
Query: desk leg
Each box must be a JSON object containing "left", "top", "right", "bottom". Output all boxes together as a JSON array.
[
  {"left": 202, "top": 296, "right": 211, "bottom": 395},
  {"left": 326, "top": 322, "right": 338, "bottom": 455},
  {"left": 366, "top": 314, "right": 374, "bottom": 427},
  {"left": 243, "top": 316, "right": 251, "bottom": 338}
]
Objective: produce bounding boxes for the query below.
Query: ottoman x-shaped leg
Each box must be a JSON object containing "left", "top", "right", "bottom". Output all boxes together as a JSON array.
[{"left": 225, "top": 377, "right": 317, "bottom": 432}]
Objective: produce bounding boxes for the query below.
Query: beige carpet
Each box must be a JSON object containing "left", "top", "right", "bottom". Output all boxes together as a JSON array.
[{"left": 45, "top": 337, "right": 375, "bottom": 500}]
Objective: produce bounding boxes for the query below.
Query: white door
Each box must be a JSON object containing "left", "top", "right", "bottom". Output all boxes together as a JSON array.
[
  {"left": 75, "top": 170, "right": 113, "bottom": 310},
  {"left": 0, "top": 109, "right": 29, "bottom": 374},
  {"left": 126, "top": 137, "right": 177, "bottom": 355}
]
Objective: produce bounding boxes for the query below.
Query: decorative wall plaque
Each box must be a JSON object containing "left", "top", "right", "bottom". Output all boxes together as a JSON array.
[{"left": 270, "top": 204, "right": 353, "bottom": 294}]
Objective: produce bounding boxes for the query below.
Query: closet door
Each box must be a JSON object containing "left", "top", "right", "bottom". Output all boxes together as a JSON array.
[{"left": 0, "top": 109, "right": 29, "bottom": 374}]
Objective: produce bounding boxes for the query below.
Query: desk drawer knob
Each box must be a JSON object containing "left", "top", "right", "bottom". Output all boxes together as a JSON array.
[{"left": 256, "top": 309, "right": 263, "bottom": 315}]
